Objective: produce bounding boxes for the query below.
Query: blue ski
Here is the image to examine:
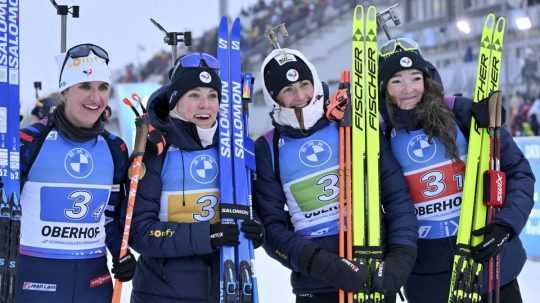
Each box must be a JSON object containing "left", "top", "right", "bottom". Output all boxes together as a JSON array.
[
  {"left": 0, "top": 2, "right": 20, "bottom": 302},
  {"left": 229, "top": 18, "right": 258, "bottom": 302},
  {"left": 218, "top": 16, "right": 239, "bottom": 303},
  {"left": 217, "top": 16, "right": 259, "bottom": 303},
  {"left": 0, "top": 7, "right": 11, "bottom": 298}
]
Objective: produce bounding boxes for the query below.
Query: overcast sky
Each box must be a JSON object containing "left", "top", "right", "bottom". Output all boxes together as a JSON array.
[{"left": 20, "top": 0, "right": 257, "bottom": 112}]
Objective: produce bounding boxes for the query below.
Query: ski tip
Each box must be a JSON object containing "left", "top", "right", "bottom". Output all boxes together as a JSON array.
[
  {"left": 495, "top": 16, "right": 506, "bottom": 33},
  {"left": 367, "top": 5, "right": 377, "bottom": 21},
  {"left": 354, "top": 4, "right": 364, "bottom": 20},
  {"left": 485, "top": 14, "right": 496, "bottom": 27},
  {"left": 232, "top": 17, "right": 241, "bottom": 30},
  {"left": 219, "top": 16, "right": 228, "bottom": 28}
]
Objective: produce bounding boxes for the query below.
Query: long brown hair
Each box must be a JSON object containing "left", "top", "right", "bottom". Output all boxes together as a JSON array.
[{"left": 386, "top": 77, "right": 462, "bottom": 162}]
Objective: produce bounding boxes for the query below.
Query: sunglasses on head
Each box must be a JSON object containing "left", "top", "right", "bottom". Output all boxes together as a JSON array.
[
  {"left": 169, "top": 52, "right": 220, "bottom": 80},
  {"left": 59, "top": 43, "right": 109, "bottom": 86},
  {"left": 379, "top": 38, "right": 422, "bottom": 58}
]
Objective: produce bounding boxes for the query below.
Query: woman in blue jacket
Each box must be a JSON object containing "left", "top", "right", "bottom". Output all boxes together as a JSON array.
[
  {"left": 378, "top": 38, "right": 535, "bottom": 303},
  {"left": 17, "top": 43, "right": 135, "bottom": 303},
  {"left": 253, "top": 47, "right": 418, "bottom": 303},
  {"left": 128, "top": 53, "right": 264, "bottom": 303}
]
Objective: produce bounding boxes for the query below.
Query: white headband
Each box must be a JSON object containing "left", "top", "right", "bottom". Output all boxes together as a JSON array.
[{"left": 56, "top": 51, "right": 111, "bottom": 90}]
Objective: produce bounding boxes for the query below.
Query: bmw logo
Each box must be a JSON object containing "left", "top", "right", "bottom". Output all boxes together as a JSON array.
[
  {"left": 407, "top": 134, "right": 437, "bottom": 163},
  {"left": 64, "top": 148, "right": 94, "bottom": 179},
  {"left": 299, "top": 140, "right": 332, "bottom": 167},
  {"left": 190, "top": 155, "right": 218, "bottom": 184}
]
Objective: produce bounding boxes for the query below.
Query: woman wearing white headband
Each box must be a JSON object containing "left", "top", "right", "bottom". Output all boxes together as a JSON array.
[{"left": 17, "top": 43, "right": 135, "bottom": 303}]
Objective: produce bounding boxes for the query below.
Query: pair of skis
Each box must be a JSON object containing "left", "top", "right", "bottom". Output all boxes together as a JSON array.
[
  {"left": 332, "top": 5, "right": 383, "bottom": 303},
  {"left": 0, "top": 2, "right": 20, "bottom": 303},
  {"left": 217, "top": 16, "right": 258, "bottom": 303},
  {"left": 448, "top": 14, "right": 506, "bottom": 303}
]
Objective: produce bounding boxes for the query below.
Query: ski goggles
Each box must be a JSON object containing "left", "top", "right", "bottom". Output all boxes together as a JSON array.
[
  {"left": 379, "top": 38, "right": 422, "bottom": 57},
  {"left": 169, "top": 52, "right": 220, "bottom": 80},
  {"left": 59, "top": 44, "right": 110, "bottom": 82}
]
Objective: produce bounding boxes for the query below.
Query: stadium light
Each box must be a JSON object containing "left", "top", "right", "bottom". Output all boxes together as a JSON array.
[
  {"left": 515, "top": 16, "right": 532, "bottom": 31},
  {"left": 456, "top": 20, "right": 471, "bottom": 34}
]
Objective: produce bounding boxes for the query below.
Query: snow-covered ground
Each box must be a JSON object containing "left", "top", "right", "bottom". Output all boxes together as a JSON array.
[{"left": 116, "top": 251, "right": 540, "bottom": 302}]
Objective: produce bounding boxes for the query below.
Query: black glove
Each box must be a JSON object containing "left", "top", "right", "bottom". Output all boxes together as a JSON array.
[
  {"left": 112, "top": 250, "right": 137, "bottom": 282},
  {"left": 210, "top": 223, "right": 239, "bottom": 249},
  {"left": 471, "top": 223, "right": 513, "bottom": 262},
  {"left": 241, "top": 219, "right": 265, "bottom": 249},
  {"left": 299, "top": 245, "right": 368, "bottom": 292},
  {"left": 381, "top": 245, "right": 417, "bottom": 294}
]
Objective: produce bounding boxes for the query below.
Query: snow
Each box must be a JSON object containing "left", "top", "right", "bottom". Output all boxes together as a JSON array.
[{"left": 115, "top": 252, "right": 540, "bottom": 302}]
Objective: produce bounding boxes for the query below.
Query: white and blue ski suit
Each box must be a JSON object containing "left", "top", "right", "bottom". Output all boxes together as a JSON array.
[
  {"left": 253, "top": 49, "right": 418, "bottom": 300},
  {"left": 17, "top": 112, "right": 129, "bottom": 303},
  {"left": 384, "top": 95, "right": 535, "bottom": 303},
  {"left": 129, "top": 86, "right": 222, "bottom": 303}
]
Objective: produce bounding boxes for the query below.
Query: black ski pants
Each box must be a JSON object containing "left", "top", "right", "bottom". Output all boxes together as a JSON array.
[{"left": 405, "top": 270, "right": 522, "bottom": 303}]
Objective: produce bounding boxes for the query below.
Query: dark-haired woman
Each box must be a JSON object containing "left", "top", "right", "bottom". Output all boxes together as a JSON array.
[{"left": 378, "top": 38, "right": 534, "bottom": 303}]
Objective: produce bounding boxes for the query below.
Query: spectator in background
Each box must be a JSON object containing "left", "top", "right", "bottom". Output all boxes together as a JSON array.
[
  {"left": 528, "top": 94, "right": 540, "bottom": 135},
  {"left": 21, "top": 92, "right": 62, "bottom": 128},
  {"left": 113, "top": 0, "right": 351, "bottom": 87},
  {"left": 30, "top": 93, "right": 61, "bottom": 121},
  {"left": 510, "top": 92, "right": 526, "bottom": 136},
  {"left": 522, "top": 48, "right": 539, "bottom": 98}
]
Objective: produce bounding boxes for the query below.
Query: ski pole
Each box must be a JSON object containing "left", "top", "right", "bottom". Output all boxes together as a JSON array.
[
  {"left": 111, "top": 96, "right": 149, "bottom": 303},
  {"left": 485, "top": 92, "right": 505, "bottom": 303},
  {"left": 326, "top": 70, "right": 353, "bottom": 303},
  {"left": 130, "top": 93, "right": 166, "bottom": 155}
]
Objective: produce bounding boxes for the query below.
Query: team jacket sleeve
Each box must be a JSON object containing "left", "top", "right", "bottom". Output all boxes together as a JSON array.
[
  {"left": 128, "top": 148, "right": 213, "bottom": 258},
  {"left": 253, "top": 137, "right": 318, "bottom": 273},
  {"left": 455, "top": 97, "right": 535, "bottom": 235},
  {"left": 496, "top": 127, "right": 535, "bottom": 233},
  {"left": 19, "top": 125, "right": 41, "bottom": 186},
  {"left": 379, "top": 136, "right": 418, "bottom": 248},
  {"left": 19, "top": 121, "right": 50, "bottom": 188}
]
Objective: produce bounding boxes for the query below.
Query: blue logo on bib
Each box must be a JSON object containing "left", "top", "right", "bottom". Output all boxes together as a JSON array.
[
  {"left": 299, "top": 140, "right": 332, "bottom": 167},
  {"left": 407, "top": 134, "right": 437, "bottom": 163},
  {"left": 190, "top": 155, "right": 218, "bottom": 184},
  {"left": 64, "top": 148, "right": 94, "bottom": 179}
]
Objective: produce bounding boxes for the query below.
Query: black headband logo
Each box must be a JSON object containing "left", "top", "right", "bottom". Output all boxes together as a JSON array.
[{"left": 199, "top": 71, "right": 212, "bottom": 83}]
